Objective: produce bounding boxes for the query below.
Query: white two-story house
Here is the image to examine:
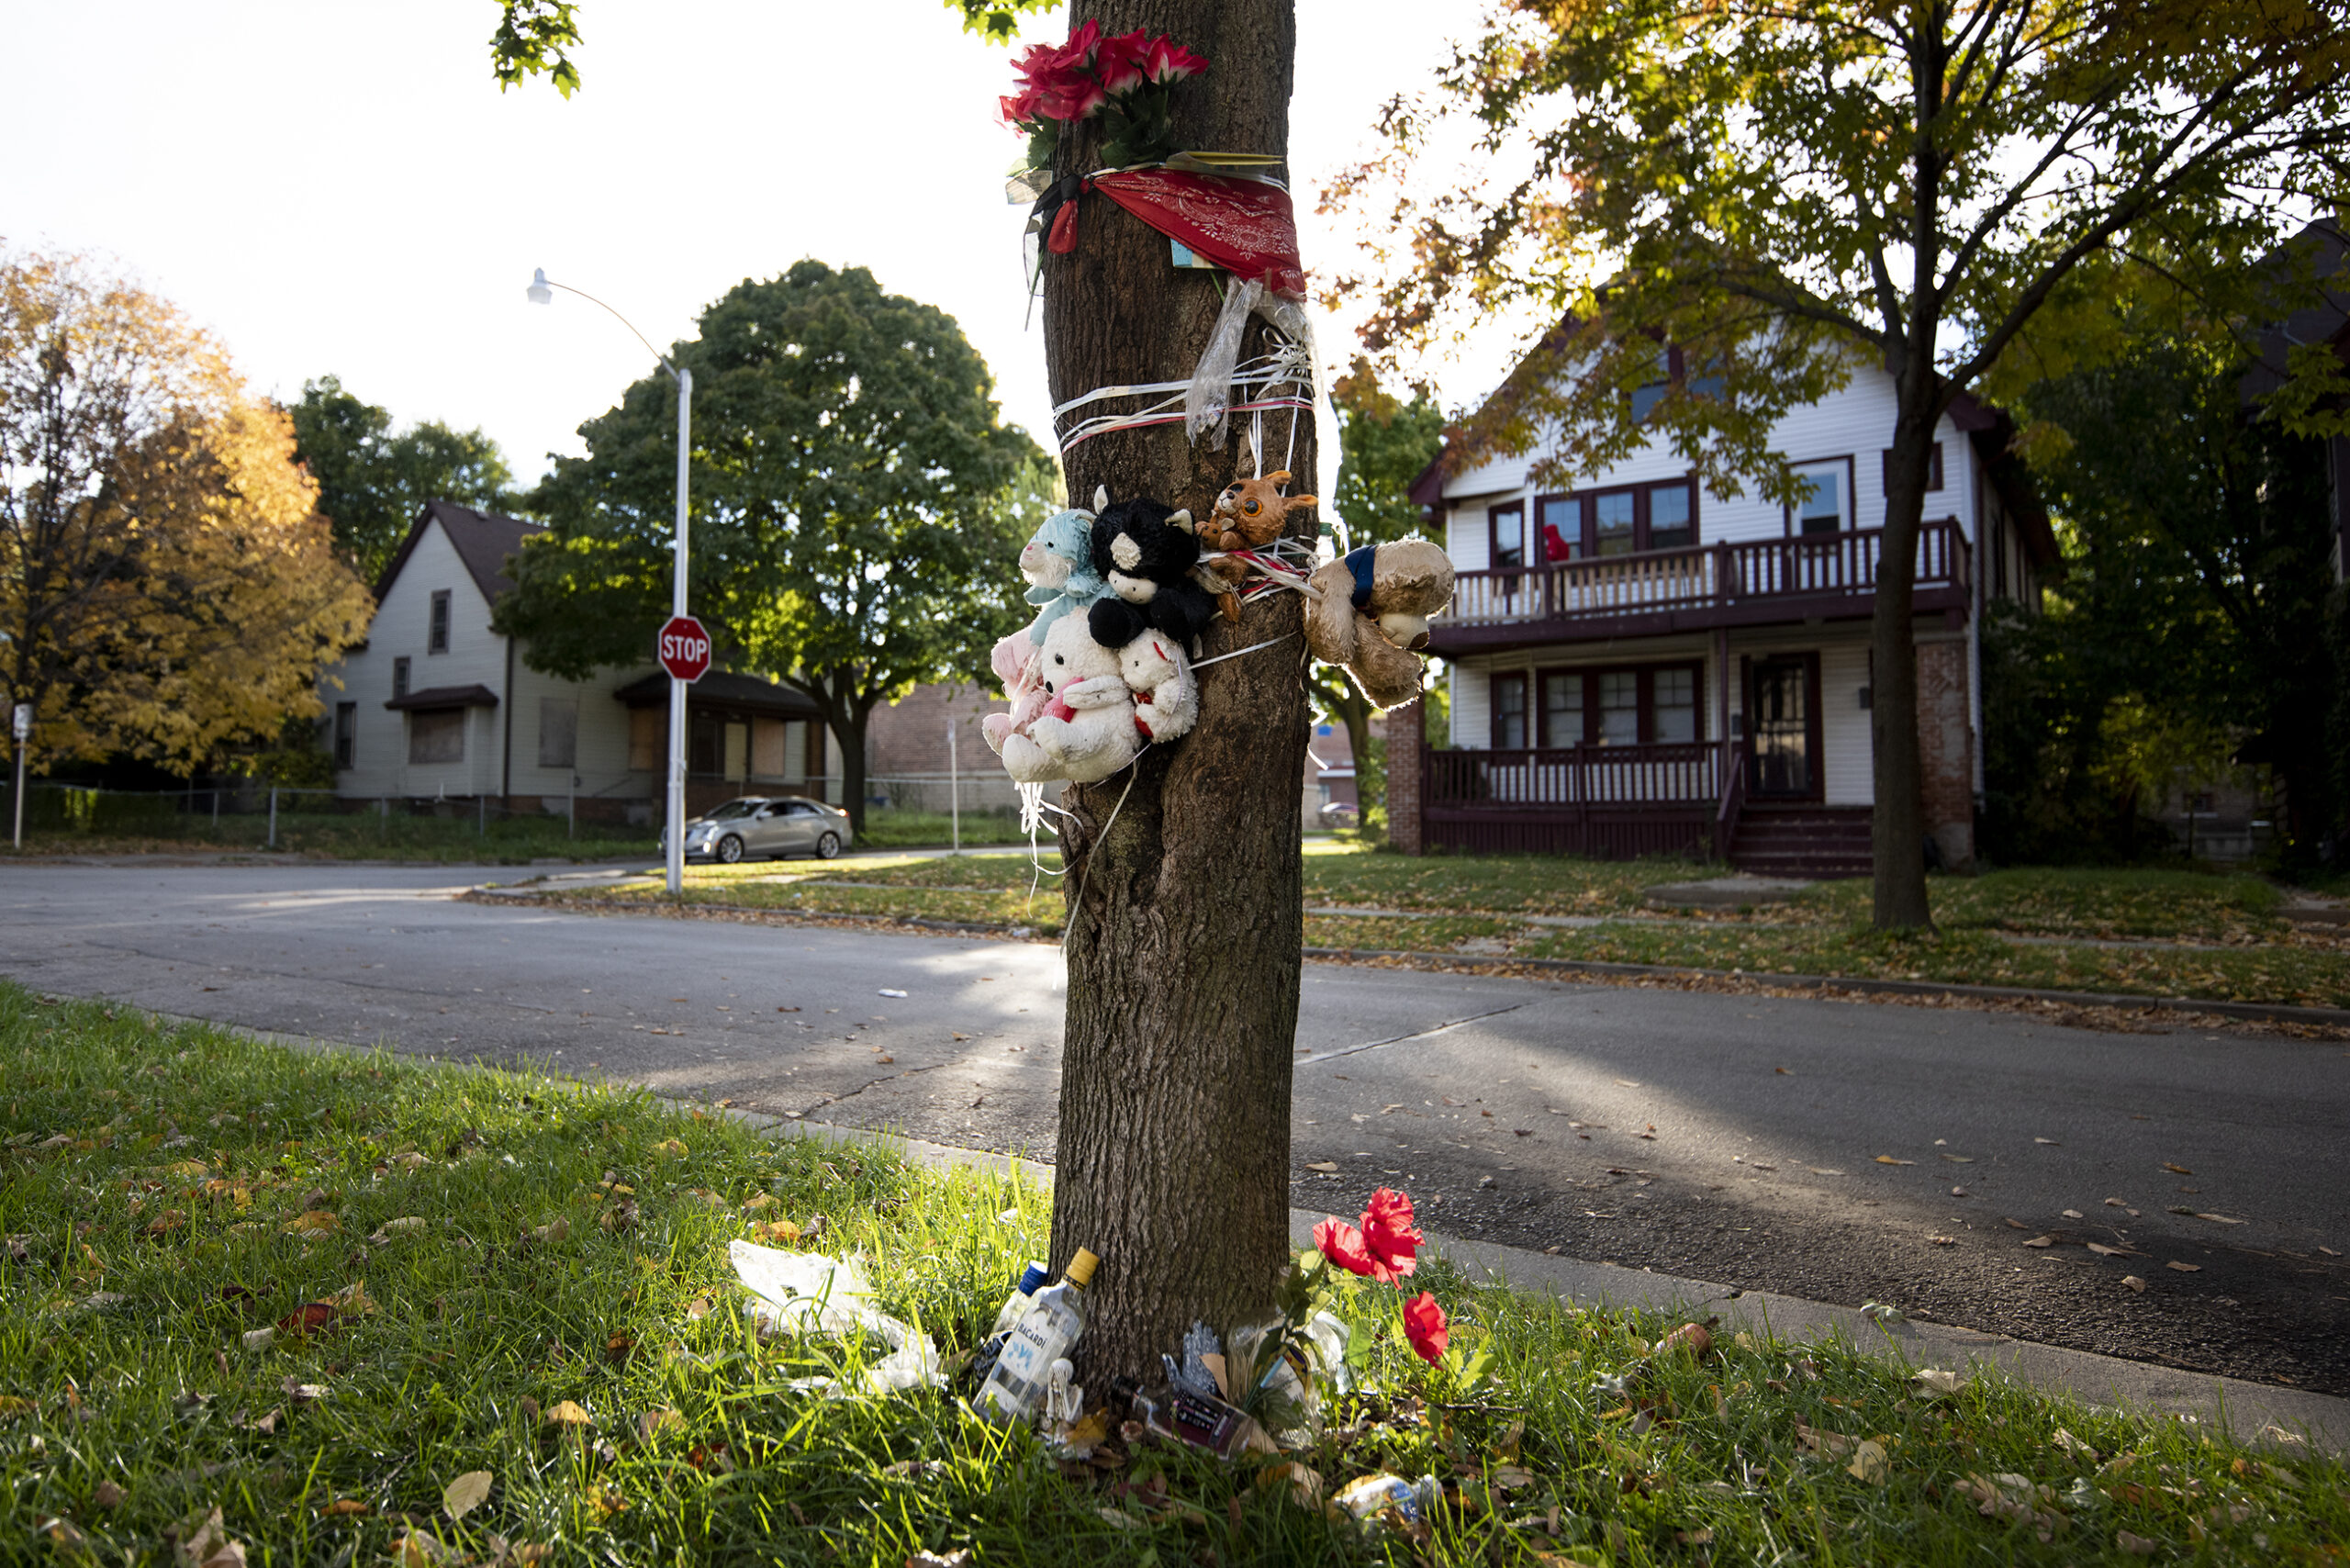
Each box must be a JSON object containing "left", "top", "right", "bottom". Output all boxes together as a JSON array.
[
  {"left": 319, "top": 501, "right": 840, "bottom": 822},
  {"left": 1388, "top": 363, "right": 2056, "bottom": 874}
]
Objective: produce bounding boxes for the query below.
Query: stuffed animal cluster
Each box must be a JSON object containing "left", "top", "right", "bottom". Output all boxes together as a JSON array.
[
  {"left": 983, "top": 489, "right": 1206, "bottom": 785},
  {"left": 982, "top": 484, "right": 1453, "bottom": 785}
]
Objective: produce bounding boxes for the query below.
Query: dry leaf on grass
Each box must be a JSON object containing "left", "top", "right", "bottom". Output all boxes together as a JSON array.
[
  {"left": 544, "top": 1400, "right": 592, "bottom": 1427},
  {"left": 281, "top": 1210, "right": 339, "bottom": 1236},
  {"left": 1796, "top": 1421, "right": 1855, "bottom": 1458},
  {"left": 530, "top": 1218, "right": 570, "bottom": 1244},
  {"left": 1847, "top": 1439, "right": 1889, "bottom": 1483},
  {"left": 2117, "top": 1529, "right": 2158, "bottom": 1555},
  {"left": 320, "top": 1499, "right": 368, "bottom": 1518},
  {"left": 171, "top": 1506, "right": 249, "bottom": 1568},
  {"left": 1911, "top": 1369, "right": 1966, "bottom": 1397},
  {"left": 443, "top": 1470, "right": 493, "bottom": 1520},
  {"left": 638, "top": 1408, "right": 679, "bottom": 1441}
]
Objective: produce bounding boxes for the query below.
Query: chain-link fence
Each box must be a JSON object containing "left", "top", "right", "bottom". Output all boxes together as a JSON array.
[{"left": 0, "top": 781, "right": 660, "bottom": 856}]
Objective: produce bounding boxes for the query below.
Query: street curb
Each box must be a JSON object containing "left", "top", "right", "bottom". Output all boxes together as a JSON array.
[
  {"left": 64, "top": 998, "right": 2350, "bottom": 1455},
  {"left": 465, "top": 884, "right": 2350, "bottom": 1031}
]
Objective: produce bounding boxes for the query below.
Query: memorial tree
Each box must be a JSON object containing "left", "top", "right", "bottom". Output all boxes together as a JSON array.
[{"left": 491, "top": 0, "right": 1380, "bottom": 1380}]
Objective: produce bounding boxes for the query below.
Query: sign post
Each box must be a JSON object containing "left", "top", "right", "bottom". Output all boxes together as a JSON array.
[
  {"left": 11, "top": 703, "right": 29, "bottom": 851},
  {"left": 656, "top": 610, "right": 711, "bottom": 893}
]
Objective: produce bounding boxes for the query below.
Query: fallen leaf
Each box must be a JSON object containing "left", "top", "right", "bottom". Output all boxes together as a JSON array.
[
  {"left": 282, "top": 1379, "right": 327, "bottom": 1403},
  {"left": 748, "top": 1220, "right": 800, "bottom": 1245},
  {"left": 1304, "top": 1161, "right": 1339, "bottom": 1173},
  {"left": 442, "top": 1470, "right": 493, "bottom": 1520},
  {"left": 1939, "top": 1154, "right": 1975, "bottom": 1164},
  {"left": 392, "top": 1153, "right": 430, "bottom": 1170},
  {"left": 2118, "top": 1529, "right": 2157, "bottom": 1555},
  {"left": 94, "top": 1480, "right": 126, "bottom": 1507},
  {"left": 638, "top": 1408, "right": 679, "bottom": 1441},
  {"left": 1096, "top": 1506, "right": 1147, "bottom": 1530},
  {"left": 2023, "top": 1235, "right": 2058, "bottom": 1249},
  {"left": 1659, "top": 1322, "right": 1713, "bottom": 1358},
  {"left": 2005, "top": 1217, "right": 2031, "bottom": 1229},
  {"left": 531, "top": 1218, "right": 570, "bottom": 1244},
  {"left": 2320, "top": 1245, "right": 2341, "bottom": 1257},
  {"left": 2162, "top": 1163, "right": 2193, "bottom": 1175},
  {"left": 685, "top": 1297, "right": 713, "bottom": 1321},
  {"left": 545, "top": 1400, "right": 592, "bottom": 1426},
  {"left": 1874, "top": 1156, "right": 1916, "bottom": 1166},
  {"left": 281, "top": 1210, "right": 339, "bottom": 1236},
  {"left": 1911, "top": 1369, "right": 1966, "bottom": 1396},
  {"left": 2052, "top": 1428, "right": 2098, "bottom": 1462},
  {"left": 741, "top": 1193, "right": 778, "bottom": 1214},
  {"left": 241, "top": 1327, "right": 276, "bottom": 1351},
  {"left": 2034, "top": 1137, "right": 2059, "bottom": 1145},
  {"left": 654, "top": 1139, "right": 688, "bottom": 1159},
  {"left": 2166, "top": 1260, "right": 2201, "bottom": 1272},
  {"left": 2087, "top": 1242, "right": 2144, "bottom": 1259},
  {"left": 1796, "top": 1421, "right": 1855, "bottom": 1457},
  {"left": 2194, "top": 1213, "right": 2245, "bottom": 1226},
  {"left": 368, "top": 1216, "right": 426, "bottom": 1245},
  {"left": 1490, "top": 1462, "right": 1534, "bottom": 1490},
  {"left": 171, "top": 1505, "right": 249, "bottom": 1568},
  {"left": 1615, "top": 1079, "right": 1640, "bottom": 1087},
  {"left": 2122, "top": 1275, "right": 2147, "bottom": 1292},
  {"left": 2062, "top": 1209, "right": 2085, "bottom": 1220},
  {"left": 906, "top": 1553, "right": 970, "bottom": 1568},
  {"left": 1848, "top": 1439, "right": 1889, "bottom": 1483},
  {"left": 321, "top": 1499, "right": 368, "bottom": 1518}
]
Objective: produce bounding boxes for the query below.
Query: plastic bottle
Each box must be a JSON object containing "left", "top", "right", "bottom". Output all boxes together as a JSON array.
[
  {"left": 1334, "top": 1472, "right": 1443, "bottom": 1525},
  {"left": 990, "top": 1261, "right": 1050, "bottom": 1335},
  {"left": 977, "top": 1248, "right": 1097, "bottom": 1424}
]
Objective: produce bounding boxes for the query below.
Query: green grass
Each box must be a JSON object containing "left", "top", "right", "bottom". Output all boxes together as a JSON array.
[
  {"left": 3, "top": 809, "right": 658, "bottom": 865},
  {"left": 4, "top": 987, "right": 2344, "bottom": 1564},
  {"left": 856, "top": 810, "right": 1035, "bottom": 850}
]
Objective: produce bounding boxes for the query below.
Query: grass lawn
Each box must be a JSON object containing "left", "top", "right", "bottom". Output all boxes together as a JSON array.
[
  {"left": 518, "top": 848, "right": 2350, "bottom": 1010},
  {"left": 5, "top": 987, "right": 2343, "bottom": 1564}
]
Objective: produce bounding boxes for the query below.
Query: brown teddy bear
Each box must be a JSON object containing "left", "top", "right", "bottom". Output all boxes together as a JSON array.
[{"left": 1304, "top": 539, "right": 1455, "bottom": 710}]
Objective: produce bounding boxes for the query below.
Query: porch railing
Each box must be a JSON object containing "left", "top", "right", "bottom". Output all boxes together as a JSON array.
[
  {"left": 1442, "top": 520, "right": 1970, "bottom": 629},
  {"left": 1426, "top": 741, "right": 1721, "bottom": 809}
]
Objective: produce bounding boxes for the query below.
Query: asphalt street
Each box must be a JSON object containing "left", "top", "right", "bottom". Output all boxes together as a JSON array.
[{"left": 3, "top": 858, "right": 2344, "bottom": 1393}]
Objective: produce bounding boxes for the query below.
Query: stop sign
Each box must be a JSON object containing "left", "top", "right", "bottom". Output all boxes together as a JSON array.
[{"left": 656, "top": 615, "right": 711, "bottom": 682}]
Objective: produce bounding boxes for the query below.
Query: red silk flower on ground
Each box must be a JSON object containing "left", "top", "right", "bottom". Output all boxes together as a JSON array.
[
  {"left": 1360, "top": 1187, "right": 1423, "bottom": 1281},
  {"left": 1314, "top": 1216, "right": 1377, "bottom": 1279},
  {"left": 1403, "top": 1292, "right": 1449, "bottom": 1363}
]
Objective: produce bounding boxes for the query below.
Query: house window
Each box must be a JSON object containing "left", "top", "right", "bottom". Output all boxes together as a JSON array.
[
  {"left": 1593, "top": 492, "right": 1637, "bottom": 557},
  {"left": 407, "top": 707, "right": 464, "bottom": 765},
  {"left": 1649, "top": 482, "right": 1695, "bottom": 549},
  {"left": 1490, "top": 502, "right": 1527, "bottom": 572},
  {"left": 1536, "top": 479, "right": 1701, "bottom": 556},
  {"left": 1538, "top": 670, "right": 1583, "bottom": 747},
  {"left": 1536, "top": 496, "right": 1579, "bottom": 562},
  {"left": 1881, "top": 442, "right": 1944, "bottom": 494},
  {"left": 628, "top": 707, "right": 661, "bottom": 771},
  {"left": 428, "top": 590, "right": 452, "bottom": 654},
  {"left": 538, "top": 697, "right": 577, "bottom": 769},
  {"left": 333, "top": 702, "right": 356, "bottom": 769},
  {"left": 1490, "top": 671, "right": 1529, "bottom": 749},
  {"left": 392, "top": 656, "right": 410, "bottom": 699},
  {"left": 1523, "top": 663, "right": 1707, "bottom": 746},
  {"left": 1796, "top": 466, "right": 1846, "bottom": 535},
  {"left": 1597, "top": 670, "right": 1640, "bottom": 745}
]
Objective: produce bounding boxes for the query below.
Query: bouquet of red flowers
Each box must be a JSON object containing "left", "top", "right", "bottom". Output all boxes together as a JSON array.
[
  {"left": 1000, "top": 20, "right": 1206, "bottom": 172},
  {"left": 1315, "top": 1186, "right": 1449, "bottom": 1364}
]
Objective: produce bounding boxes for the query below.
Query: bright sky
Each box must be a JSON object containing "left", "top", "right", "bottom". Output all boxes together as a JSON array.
[{"left": 0, "top": 0, "right": 1495, "bottom": 483}]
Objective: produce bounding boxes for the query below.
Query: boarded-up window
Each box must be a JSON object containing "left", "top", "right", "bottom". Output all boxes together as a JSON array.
[
  {"left": 538, "top": 697, "right": 577, "bottom": 769},
  {"left": 751, "top": 717, "right": 789, "bottom": 778},
  {"left": 628, "top": 707, "right": 661, "bottom": 771},
  {"left": 408, "top": 708, "right": 464, "bottom": 765}
]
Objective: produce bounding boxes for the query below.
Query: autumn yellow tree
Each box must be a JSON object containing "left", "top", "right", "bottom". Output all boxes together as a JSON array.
[{"left": 0, "top": 252, "right": 372, "bottom": 774}]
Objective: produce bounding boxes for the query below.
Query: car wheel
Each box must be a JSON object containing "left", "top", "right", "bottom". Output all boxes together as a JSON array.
[
  {"left": 815, "top": 831, "right": 841, "bottom": 860},
  {"left": 716, "top": 834, "right": 744, "bottom": 865}
]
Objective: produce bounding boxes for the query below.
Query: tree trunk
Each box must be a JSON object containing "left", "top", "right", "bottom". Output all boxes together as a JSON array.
[
  {"left": 835, "top": 699, "right": 871, "bottom": 833},
  {"left": 1872, "top": 390, "right": 1938, "bottom": 930},
  {"left": 1041, "top": 0, "right": 1307, "bottom": 1381}
]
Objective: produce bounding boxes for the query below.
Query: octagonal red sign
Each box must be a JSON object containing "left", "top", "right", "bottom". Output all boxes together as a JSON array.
[{"left": 656, "top": 615, "right": 711, "bottom": 682}]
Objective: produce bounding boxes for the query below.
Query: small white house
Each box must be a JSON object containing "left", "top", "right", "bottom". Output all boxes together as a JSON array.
[
  {"left": 318, "top": 501, "right": 839, "bottom": 822},
  {"left": 1393, "top": 361, "right": 2058, "bottom": 873}
]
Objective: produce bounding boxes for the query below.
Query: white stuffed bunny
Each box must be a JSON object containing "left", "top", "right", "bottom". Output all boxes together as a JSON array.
[{"left": 998, "top": 613, "right": 1142, "bottom": 785}]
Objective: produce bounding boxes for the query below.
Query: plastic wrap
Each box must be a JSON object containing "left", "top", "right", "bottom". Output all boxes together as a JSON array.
[{"left": 1185, "top": 275, "right": 1266, "bottom": 449}]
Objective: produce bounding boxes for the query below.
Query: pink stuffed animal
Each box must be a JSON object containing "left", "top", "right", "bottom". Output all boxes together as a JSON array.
[{"left": 981, "top": 628, "right": 1048, "bottom": 756}]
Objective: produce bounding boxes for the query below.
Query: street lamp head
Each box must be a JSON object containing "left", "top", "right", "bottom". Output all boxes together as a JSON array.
[{"left": 527, "top": 268, "right": 554, "bottom": 306}]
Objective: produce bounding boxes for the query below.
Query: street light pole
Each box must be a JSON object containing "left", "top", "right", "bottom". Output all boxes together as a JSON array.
[{"left": 527, "top": 269, "right": 692, "bottom": 894}]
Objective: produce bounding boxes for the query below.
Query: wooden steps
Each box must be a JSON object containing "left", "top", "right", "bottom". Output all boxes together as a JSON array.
[{"left": 1729, "top": 805, "right": 1874, "bottom": 879}]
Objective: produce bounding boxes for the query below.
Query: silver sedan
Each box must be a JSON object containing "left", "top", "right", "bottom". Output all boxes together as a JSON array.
[{"left": 673, "top": 797, "right": 853, "bottom": 864}]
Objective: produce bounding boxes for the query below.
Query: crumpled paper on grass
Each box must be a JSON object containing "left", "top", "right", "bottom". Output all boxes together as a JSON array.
[{"left": 727, "top": 1240, "right": 943, "bottom": 1397}]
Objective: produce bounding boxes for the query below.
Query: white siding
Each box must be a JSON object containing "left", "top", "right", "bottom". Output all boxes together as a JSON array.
[{"left": 1818, "top": 638, "right": 1874, "bottom": 806}]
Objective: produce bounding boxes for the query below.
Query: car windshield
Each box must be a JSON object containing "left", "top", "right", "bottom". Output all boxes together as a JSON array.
[{"left": 706, "top": 800, "right": 762, "bottom": 822}]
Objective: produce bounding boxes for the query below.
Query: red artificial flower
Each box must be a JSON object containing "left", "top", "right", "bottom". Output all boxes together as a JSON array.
[
  {"left": 1054, "top": 17, "right": 1102, "bottom": 73},
  {"left": 1143, "top": 35, "right": 1206, "bottom": 85},
  {"left": 1096, "top": 28, "right": 1148, "bottom": 95},
  {"left": 1403, "top": 1292, "right": 1449, "bottom": 1363},
  {"left": 998, "top": 87, "right": 1045, "bottom": 129},
  {"left": 1360, "top": 1187, "right": 1423, "bottom": 1282},
  {"left": 1314, "top": 1216, "right": 1377, "bottom": 1278}
]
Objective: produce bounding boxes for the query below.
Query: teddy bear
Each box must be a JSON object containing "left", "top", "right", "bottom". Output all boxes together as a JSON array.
[
  {"left": 1018, "top": 493, "right": 1111, "bottom": 644},
  {"left": 997, "top": 611, "right": 1145, "bottom": 784},
  {"left": 1087, "top": 497, "right": 1222, "bottom": 649},
  {"left": 1192, "top": 470, "right": 1318, "bottom": 619},
  {"left": 1303, "top": 539, "right": 1456, "bottom": 710},
  {"left": 1119, "top": 630, "right": 1199, "bottom": 744}
]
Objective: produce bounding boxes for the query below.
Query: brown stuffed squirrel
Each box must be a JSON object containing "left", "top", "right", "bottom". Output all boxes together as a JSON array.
[
  {"left": 1304, "top": 539, "right": 1455, "bottom": 710},
  {"left": 1198, "top": 470, "right": 1317, "bottom": 620}
]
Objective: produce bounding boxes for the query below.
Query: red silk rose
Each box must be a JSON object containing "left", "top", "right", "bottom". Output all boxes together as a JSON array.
[
  {"left": 1314, "top": 1217, "right": 1376, "bottom": 1278},
  {"left": 1360, "top": 1187, "right": 1423, "bottom": 1281},
  {"left": 1096, "top": 28, "right": 1148, "bottom": 95},
  {"left": 1143, "top": 35, "right": 1206, "bottom": 84},
  {"left": 1403, "top": 1292, "right": 1449, "bottom": 1363}
]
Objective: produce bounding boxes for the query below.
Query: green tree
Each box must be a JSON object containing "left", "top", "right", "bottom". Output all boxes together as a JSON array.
[
  {"left": 1320, "top": 359, "right": 1447, "bottom": 832},
  {"left": 493, "top": 261, "right": 1042, "bottom": 833},
  {"left": 1986, "top": 334, "right": 2337, "bottom": 861},
  {"left": 1337, "top": 0, "right": 2350, "bottom": 928},
  {"left": 287, "top": 375, "right": 515, "bottom": 582}
]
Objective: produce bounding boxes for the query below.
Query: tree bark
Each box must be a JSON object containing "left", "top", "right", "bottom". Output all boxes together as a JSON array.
[
  {"left": 1871, "top": 384, "right": 1939, "bottom": 930},
  {"left": 1040, "top": 0, "right": 1308, "bottom": 1381}
]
